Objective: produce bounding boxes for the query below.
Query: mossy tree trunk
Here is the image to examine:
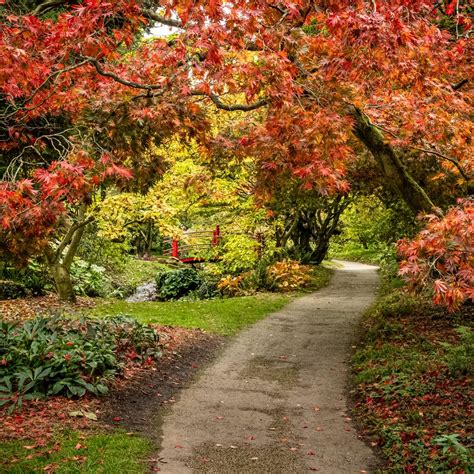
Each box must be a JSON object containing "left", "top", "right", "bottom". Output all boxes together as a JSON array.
[
  {"left": 44, "top": 206, "right": 93, "bottom": 302},
  {"left": 349, "top": 105, "right": 436, "bottom": 215}
]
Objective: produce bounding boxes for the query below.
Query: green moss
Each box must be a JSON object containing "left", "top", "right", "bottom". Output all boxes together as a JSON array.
[{"left": 0, "top": 432, "right": 153, "bottom": 473}]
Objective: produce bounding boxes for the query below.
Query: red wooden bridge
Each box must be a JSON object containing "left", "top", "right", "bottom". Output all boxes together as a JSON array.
[
  {"left": 162, "top": 226, "right": 264, "bottom": 264},
  {"left": 162, "top": 225, "right": 222, "bottom": 264}
]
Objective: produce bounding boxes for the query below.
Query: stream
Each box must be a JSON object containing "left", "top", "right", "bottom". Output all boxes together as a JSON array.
[{"left": 126, "top": 281, "right": 157, "bottom": 302}]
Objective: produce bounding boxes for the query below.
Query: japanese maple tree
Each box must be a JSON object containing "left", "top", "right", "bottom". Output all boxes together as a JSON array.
[
  {"left": 1, "top": 0, "right": 472, "bottom": 302},
  {"left": 398, "top": 199, "right": 473, "bottom": 310}
]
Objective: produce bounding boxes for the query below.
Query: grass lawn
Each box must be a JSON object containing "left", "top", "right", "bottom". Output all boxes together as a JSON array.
[
  {"left": 86, "top": 294, "right": 293, "bottom": 336},
  {"left": 0, "top": 432, "right": 153, "bottom": 474},
  {"left": 86, "top": 265, "right": 332, "bottom": 336}
]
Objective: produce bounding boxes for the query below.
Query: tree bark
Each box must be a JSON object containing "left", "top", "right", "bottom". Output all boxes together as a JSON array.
[
  {"left": 349, "top": 105, "right": 435, "bottom": 215},
  {"left": 49, "top": 262, "right": 76, "bottom": 302},
  {"left": 44, "top": 207, "right": 92, "bottom": 302}
]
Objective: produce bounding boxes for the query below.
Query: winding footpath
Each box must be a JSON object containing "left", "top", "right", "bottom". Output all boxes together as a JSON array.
[{"left": 156, "top": 261, "right": 380, "bottom": 473}]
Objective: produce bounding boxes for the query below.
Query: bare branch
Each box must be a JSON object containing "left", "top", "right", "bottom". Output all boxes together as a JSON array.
[
  {"left": 31, "top": 0, "right": 68, "bottom": 16},
  {"left": 191, "top": 92, "right": 268, "bottom": 112},
  {"left": 84, "top": 56, "right": 165, "bottom": 91},
  {"left": 142, "top": 9, "right": 183, "bottom": 29}
]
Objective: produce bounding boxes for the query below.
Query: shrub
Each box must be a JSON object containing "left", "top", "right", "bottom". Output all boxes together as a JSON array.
[
  {"left": 267, "top": 260, "right": 312, "bottom": 291},
  {"left": 0, "top": 260, "right": 52, "bottom": 297},
  {"left": 218, "top": 274, "right": 247, "bottom": 297},
  {"left": 398, "top": 198, "right": 473, "bottom": 311},
  {"left": 218, "top": 234, "right": 260, "bottom": 274},
  {"left": 0, "top": 280, "right": 26, "bottom": 300},
  {"left": 155, "top": 268, "right": 204, "bottom": 300},
  {"left": 189, "top": 273, "right": 220, "bottom": 300},
  {"left": 70, "top": 259, "right": 110, "bottom": 297},
  {"left": 0, "top": 315, "right": 160, "bottom": 411}
]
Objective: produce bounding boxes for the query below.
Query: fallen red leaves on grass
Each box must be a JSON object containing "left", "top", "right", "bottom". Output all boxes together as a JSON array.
[
  {"left": 352, "top": 299, "right": 473, "bottom": 472},
  {"left": 0, "top": 398, "right": 99, "bottom": 441}
]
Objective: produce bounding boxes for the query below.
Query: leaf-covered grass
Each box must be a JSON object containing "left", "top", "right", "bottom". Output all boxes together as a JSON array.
[
  {"left": 0, "top": 431, "right": 152, "bottom": 473},
  {"left": 86, "top": 294, "right": 292, "bottom": 336},
  {"left": 352, "top": 284, "right": 473, "bottom": 472}
]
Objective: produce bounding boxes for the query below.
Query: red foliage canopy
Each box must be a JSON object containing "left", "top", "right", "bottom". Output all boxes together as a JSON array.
[{"left": 0, "top": 0, "right": 473, "bottom": 304}]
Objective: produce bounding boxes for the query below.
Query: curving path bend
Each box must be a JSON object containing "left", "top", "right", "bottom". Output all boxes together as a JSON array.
[{"left": 155, "top": 261, "right": 380, "bottom": 473}]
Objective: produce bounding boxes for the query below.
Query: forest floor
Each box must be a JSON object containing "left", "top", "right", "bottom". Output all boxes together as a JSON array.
[{"left": 153, "top": 261, "right": 381, "bottom": 473}]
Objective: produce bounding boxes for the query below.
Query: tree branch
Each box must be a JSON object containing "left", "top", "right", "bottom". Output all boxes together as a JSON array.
[
  {"left": 31, "top": 0, "right": 69, "bottom": 16},
  {"left": 84, "top": 56, "right": 166, "bottom": 91},
  {"left": 191, "top": 92, "right": 269, "bottom": 112},
  {"left": 1, "top": 60, "right": 90, "bottom": 121},
  {"left": 142, "top": 9, "right": 183, "bottom": 29},
  {"left": 409, "top": 146, "right": 471, "bottom": 183},
  {"left": 56, "top": 216, "right": 94, "bottom": 265},
  {"left": 452, "top": 78, "right": 469, "bottom": 91}
]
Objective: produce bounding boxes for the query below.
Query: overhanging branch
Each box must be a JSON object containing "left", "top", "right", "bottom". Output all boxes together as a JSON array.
[
  {"left": 142, "top": 9, "right": 183, "bottom": 29},
  {"left": 84, "top": 56, "right": 165, "bottom": 91},
  {"left": 191, "top": 92, "right": 268, "bottom": 112},
  {"left": 31, "top": 0, "right": 69, "bottom": 16}
]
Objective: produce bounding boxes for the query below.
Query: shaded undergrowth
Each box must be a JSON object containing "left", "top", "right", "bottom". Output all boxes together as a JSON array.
[{"left": 352, "top": 281, "right": 473, "bottom": 473}]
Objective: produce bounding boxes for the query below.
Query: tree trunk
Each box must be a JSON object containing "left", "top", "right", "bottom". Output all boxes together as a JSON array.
[
  {"left": 349, "top": 106, "right": 435, "bottom": 215},
  {"left": 49, "top": 263, "right": 76, "bottom": 302},
  {"left": 44, "top": 205, "right": 92, "bottom": 302}
]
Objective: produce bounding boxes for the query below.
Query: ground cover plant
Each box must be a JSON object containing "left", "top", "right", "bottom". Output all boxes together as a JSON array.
[
  {"left": 0, "top": 316, "right": 161, "bottom": 411},
  {"left": 0, "top": 320, "right": 224, "bottom": 473},
  {"left": 352, "top": 278, "right": 473, "bottom": 472}
]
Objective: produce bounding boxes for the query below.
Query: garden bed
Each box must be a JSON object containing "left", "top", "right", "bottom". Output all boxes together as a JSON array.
[{"left": 0, "top": 323, "right": 223, "bottom": 472}]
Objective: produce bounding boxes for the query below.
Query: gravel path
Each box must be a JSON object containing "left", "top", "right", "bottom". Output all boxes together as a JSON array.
[{"left": 155, "top": 261, "right": 380, "bottom": 473}]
